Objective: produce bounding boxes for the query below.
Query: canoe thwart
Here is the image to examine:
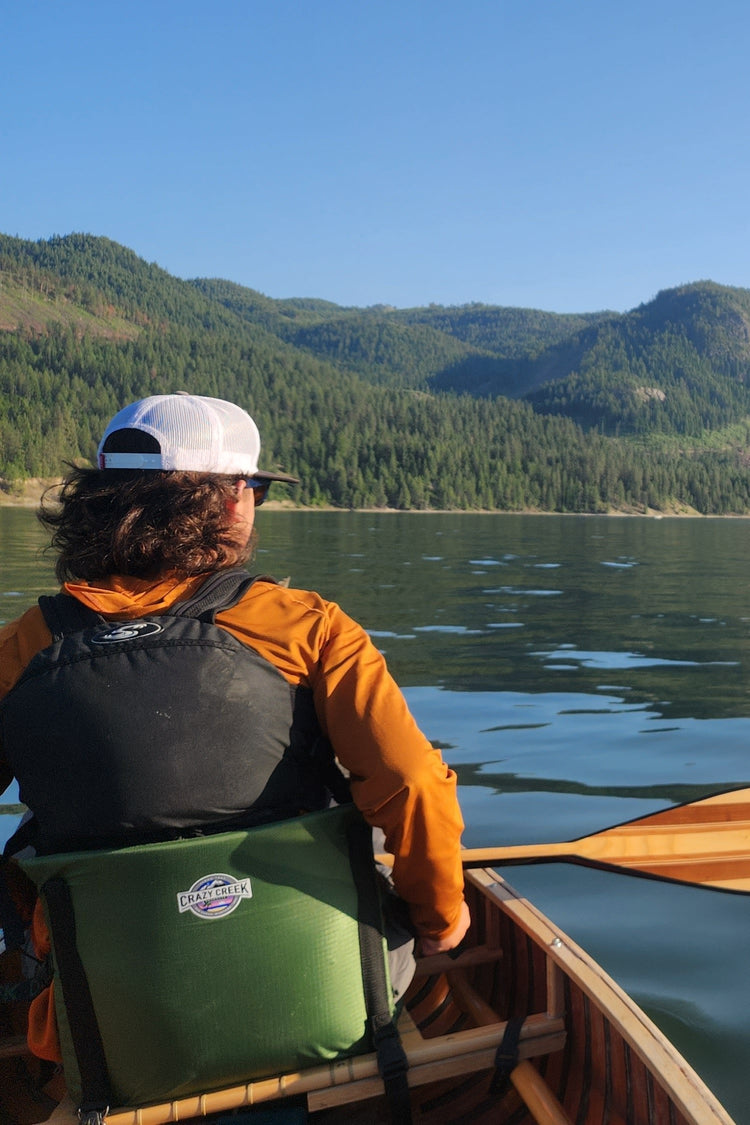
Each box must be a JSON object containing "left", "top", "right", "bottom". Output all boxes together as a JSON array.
[
  {"left": 413, "top": 941, "right": 504, "bottom": 976},
  {"left": 307, "top": 1009, "right": 566, "bottom": 1111},
  {"left": 71, "top": 1010, "right": 566, "bottom": 1123}
]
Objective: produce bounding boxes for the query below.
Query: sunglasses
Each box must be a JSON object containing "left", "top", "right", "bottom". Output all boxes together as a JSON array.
[{"left": 243, "top": 477, "right": 270, "bottom": 506}]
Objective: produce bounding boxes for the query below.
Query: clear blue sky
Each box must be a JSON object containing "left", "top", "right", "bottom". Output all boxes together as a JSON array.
[{"left": 3, "top": 1, "right": 750, "bottom": 314}]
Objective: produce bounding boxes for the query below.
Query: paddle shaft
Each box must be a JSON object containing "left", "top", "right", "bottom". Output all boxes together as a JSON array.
[
  {"left": 459, "top": 836, "right": 750, "bottom": 889},
  {"left": 463, "top": 790, "right": 750, "bottom": 891},
  {"left": 379, "top": 788, "right": 750, "bottom": 893}
]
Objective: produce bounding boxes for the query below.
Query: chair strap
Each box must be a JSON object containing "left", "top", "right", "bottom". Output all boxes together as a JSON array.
[
  {"left": 489, "top": 1015, "right": 524, "bottom": 1093},
  {"left": 41, "top": 876, "right": 111, "bottom": 1119},
  {"left": 347, "top": 815, "right": 411, "bottom": 1124}
]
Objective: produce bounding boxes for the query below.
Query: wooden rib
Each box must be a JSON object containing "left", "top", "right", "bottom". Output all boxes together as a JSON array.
[
  {"left": 445, "top": 967, "right": 502, "bottom": 1025},
  {"left": 546, "top": 958, "right": 566, "bottom": 1021}
]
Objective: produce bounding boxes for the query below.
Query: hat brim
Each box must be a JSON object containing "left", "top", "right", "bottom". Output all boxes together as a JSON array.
[{"left": 253, "top": 469, "right": 301, "bottom": 485}]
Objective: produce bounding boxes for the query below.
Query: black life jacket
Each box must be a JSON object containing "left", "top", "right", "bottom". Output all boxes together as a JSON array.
[{"left": 0, "top": 568, "right": 348, "bottom": 855}]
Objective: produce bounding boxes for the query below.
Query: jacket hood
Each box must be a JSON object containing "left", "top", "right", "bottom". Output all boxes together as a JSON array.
[{"left": 63, "top": 575, "right": 207, "bottom": 619}]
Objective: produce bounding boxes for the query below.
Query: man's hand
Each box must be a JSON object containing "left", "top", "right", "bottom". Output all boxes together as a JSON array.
[{"left": 419, "top": 899, "right": 470, "bottom": 957}]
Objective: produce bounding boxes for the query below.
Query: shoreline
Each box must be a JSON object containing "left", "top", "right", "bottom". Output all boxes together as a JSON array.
[
  {"left": 0, "top": 478, "right": 62, "bottom": 507},
  {"left": 0, "top": 478, "right": 740, "bottom": 517}
]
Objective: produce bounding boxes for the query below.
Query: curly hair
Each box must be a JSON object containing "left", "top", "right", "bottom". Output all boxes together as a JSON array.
[{"left": 39, "top": 467, "right": 254, "bottom": 582}]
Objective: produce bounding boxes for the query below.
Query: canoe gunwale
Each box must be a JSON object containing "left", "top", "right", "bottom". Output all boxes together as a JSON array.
[{"left": 470, "top": 867, "right": 735, "bottom": 1125}]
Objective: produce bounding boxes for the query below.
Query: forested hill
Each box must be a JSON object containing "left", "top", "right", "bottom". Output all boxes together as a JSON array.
[{"left": 2, "top": 232, "right": 750, "bottom": 514}]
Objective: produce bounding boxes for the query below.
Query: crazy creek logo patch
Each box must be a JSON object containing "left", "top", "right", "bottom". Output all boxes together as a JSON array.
[
  {"left": 91, "top": 621, "right": 164, "bottom": 644},
  {"left": 177, "top": 873, "right": 253, "bottom": 920}
]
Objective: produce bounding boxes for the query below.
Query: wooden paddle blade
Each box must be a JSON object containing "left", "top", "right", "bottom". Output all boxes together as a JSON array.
[{"left": 458, "top": 787, "right": 750, "bottom": 893}]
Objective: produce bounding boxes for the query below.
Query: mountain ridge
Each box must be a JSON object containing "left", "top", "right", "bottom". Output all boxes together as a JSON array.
[{"left": 2, "top": 232, "right": 750, "bottom": 514}]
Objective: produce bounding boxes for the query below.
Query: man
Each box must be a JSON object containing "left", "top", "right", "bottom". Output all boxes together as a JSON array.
[{"left": 0, "top": 393, "right": 469, "bottom": 1062}]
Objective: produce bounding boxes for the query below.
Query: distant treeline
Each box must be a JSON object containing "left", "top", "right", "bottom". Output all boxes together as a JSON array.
[
  {"left": 3, "top": 326, "right": 750, "bottom": 513},
  {"left": 3, "top": 233, "right": 750, "bottom": 514}
]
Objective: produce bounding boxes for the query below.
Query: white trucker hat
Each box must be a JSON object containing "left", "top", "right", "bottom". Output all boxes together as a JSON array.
[{"left": 97, "top": 394, "right": 299, "bottom": 482}]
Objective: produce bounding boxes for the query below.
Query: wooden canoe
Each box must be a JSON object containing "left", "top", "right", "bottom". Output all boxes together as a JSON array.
[{"left": 0, "top": 865, "right": 735, "bottom": 1125}]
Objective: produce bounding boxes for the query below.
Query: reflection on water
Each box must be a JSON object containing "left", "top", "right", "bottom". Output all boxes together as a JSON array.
[
  {"left": 1, "top": 509, "right": 749, "bottom": 1120},
  {"left": 0, "top": 508, "right": 57, "bottom": 628},
  {"left": 533, "top": 646, "right": 738, "bottom": 670},
  {"left": 403, "top": 685, "right": 750, "bottom": 814}
]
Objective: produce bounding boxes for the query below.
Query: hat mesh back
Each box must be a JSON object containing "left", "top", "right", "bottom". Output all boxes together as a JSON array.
[
  {"left": 144, "top": 398, "right": 218, "bottom": 468},
  {"left": 97, "top": 395, "right": 263, "bottom": 475},
  {"left": 207, "top": 400, "right": 261, "bottom": 473}
]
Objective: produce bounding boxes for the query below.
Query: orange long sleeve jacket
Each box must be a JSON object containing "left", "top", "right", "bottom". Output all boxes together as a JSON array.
[{"left": 0, "top": 572, "right": 466, "bottom": 947}]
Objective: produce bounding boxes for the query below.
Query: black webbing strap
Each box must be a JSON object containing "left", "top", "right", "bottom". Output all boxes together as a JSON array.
[
  {"left": 38, "top": 568, "right": 259, "bottom": 638},
  {"left": 167, "top": 568, "right": 258, "bottom": 621},
  {"left": 38, "top": 594, "right": 104, "bottom": 640},
  {"left": 41, "top": 877, "right": 111, "bottom": 1121},
  {"left": 347, "top": 814, "right": 411, "bottom": 1125},
  {"left": 489, "top": 1015, "right": 525, "bottom": 1093}
]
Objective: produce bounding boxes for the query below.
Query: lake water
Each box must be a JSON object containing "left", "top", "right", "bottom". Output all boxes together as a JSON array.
[{"left": 1, "top": 507, "right": 749, "bottom": 1122}]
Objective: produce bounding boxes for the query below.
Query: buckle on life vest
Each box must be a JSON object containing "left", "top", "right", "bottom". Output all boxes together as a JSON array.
[{"left": 78, "top": 1107, "right": 109, "bottom": 1125}]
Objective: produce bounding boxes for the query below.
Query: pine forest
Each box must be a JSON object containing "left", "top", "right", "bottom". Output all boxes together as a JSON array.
[{"left": 3, "top": 233, "right": 750, "bottom": 515}]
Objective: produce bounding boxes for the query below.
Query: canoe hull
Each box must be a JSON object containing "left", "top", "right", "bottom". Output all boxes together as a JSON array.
[{"left": 396, "top": 866, "right": 733, "bottom": 1125}]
